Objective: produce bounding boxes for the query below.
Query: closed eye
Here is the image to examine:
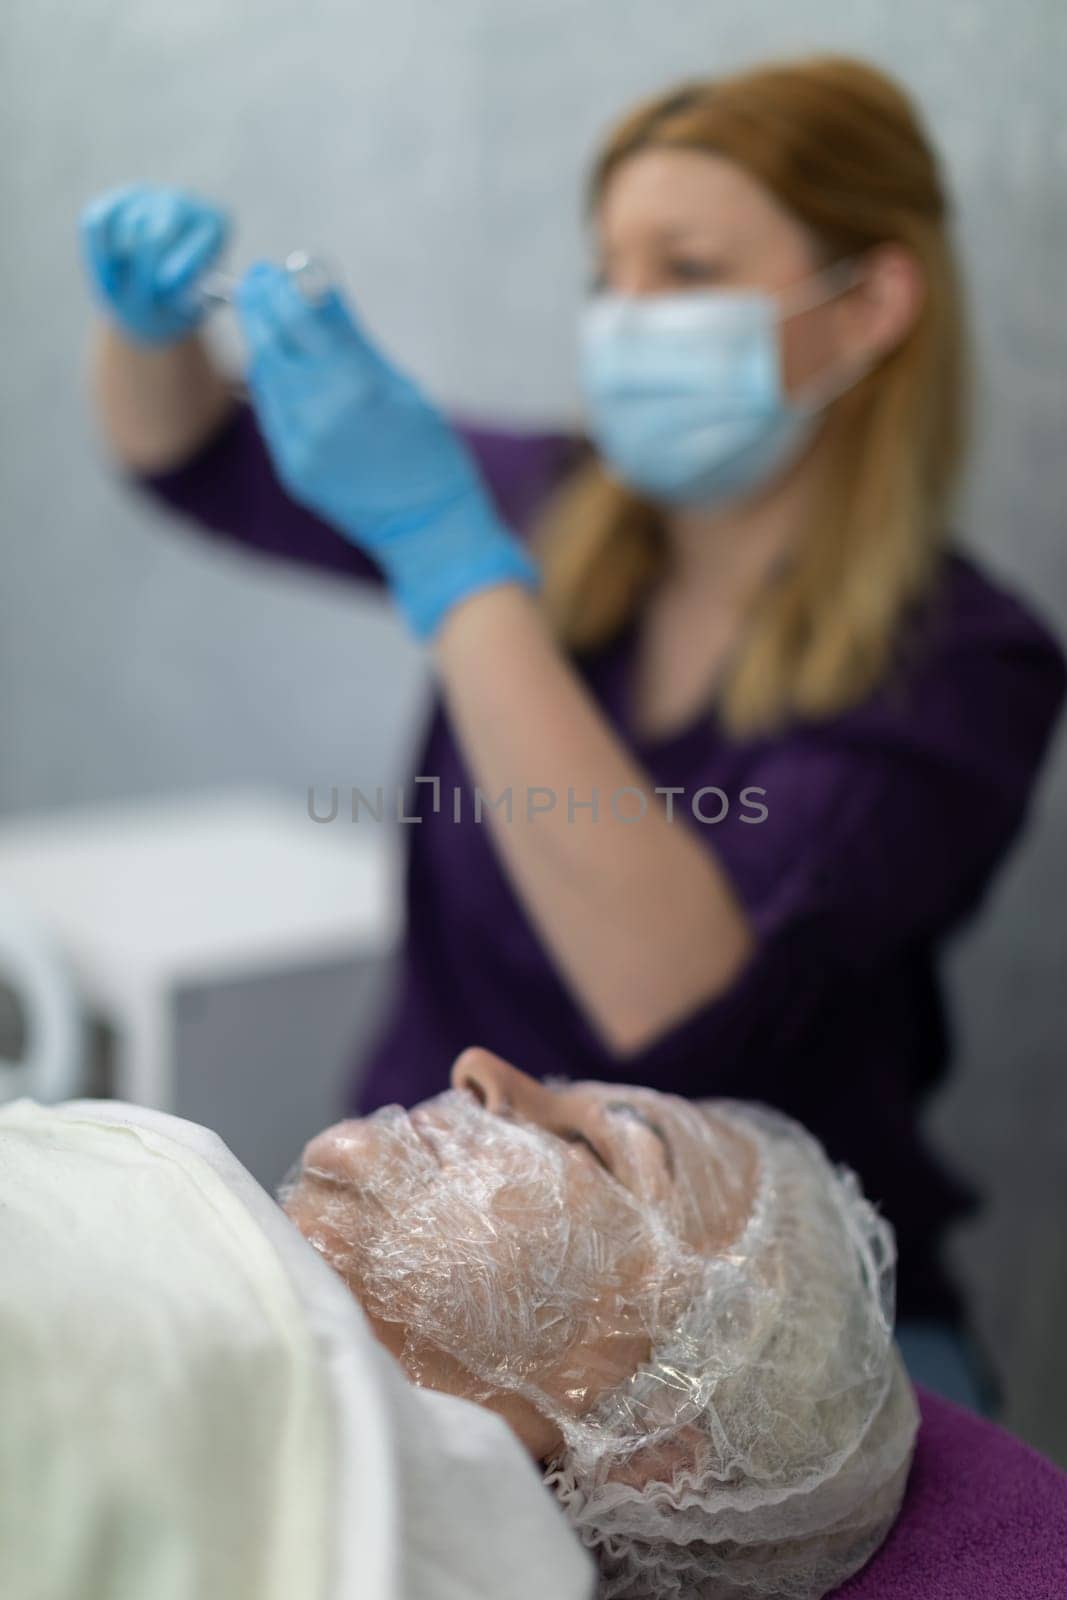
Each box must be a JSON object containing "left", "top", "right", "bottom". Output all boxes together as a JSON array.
[
  {"left": 605, "top": 1101, "right": 675, "bottom": 1178},
  {"left": 560, "top": 1128, "right": 613, "bottom": 1173}
]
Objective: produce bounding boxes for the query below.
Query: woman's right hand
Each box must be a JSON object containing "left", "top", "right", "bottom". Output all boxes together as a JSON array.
[{"left": 79, "top": 184, "right": 230, "bottom": 346}]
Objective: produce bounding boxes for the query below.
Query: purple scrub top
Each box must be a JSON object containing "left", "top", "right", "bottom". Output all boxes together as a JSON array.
[{"left": 129, "top": 401, "right": 1066, "bottom": 1325}]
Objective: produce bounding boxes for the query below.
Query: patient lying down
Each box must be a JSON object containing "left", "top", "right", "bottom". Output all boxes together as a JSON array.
[{"left": 283, "top": 1048, "right": 919, "bottom": 1600}]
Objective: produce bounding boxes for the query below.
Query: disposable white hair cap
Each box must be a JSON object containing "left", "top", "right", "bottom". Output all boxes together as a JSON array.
[{"left": 546, "top": 1102, "right": 920, "bottom": 1599}]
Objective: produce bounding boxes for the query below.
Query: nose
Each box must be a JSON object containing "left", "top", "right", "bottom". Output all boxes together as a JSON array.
[{"left": 450, "top": 1047, "right": 551, "bottom": 1123}]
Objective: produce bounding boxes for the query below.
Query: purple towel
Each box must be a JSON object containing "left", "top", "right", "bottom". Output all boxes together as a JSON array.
[{"left": 832, "top": 1385, "right": 1067, "bottom": 1598}]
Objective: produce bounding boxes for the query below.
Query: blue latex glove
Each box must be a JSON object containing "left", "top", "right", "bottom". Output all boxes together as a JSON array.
[
  {"left": 234, "top": 261, "right": 540, "bottom": 640},
  {"left": 79, "top": 183, "right": 230, "bottom": 345}
]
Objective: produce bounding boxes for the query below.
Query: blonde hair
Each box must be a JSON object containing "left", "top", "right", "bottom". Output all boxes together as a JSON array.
[{"left": 531, "top": 55, "right": 972, "bottom": 735}]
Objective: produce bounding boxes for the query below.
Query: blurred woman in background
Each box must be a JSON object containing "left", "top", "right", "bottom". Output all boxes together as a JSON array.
[{"left": 80, "top": 54, "right": 1065, "bottom": 1412}]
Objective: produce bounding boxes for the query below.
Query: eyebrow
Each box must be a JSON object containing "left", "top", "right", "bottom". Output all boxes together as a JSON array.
[
  {"left": 597, "top": 228, "right": 723, "bottom": 250},
  {"left": 604, "top": 1100, "right": 675, "bottom": 1177},
  {"left": 655, "top": 227, "right": 721, "bottom": 242}
]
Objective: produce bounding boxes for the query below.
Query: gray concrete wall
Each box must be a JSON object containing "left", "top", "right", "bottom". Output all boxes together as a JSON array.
[{"left": 3, "top": 1, "right": 1065, "bottom": 1457}]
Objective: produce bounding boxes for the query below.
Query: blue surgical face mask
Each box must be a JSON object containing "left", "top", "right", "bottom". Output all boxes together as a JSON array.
[{"left": 577, "top": 260, "right": 868, "bottom": 508}]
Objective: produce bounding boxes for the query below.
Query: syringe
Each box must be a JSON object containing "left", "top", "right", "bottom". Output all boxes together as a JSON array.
[
  {"left": 189, "top": 251, "right": 334, "bottom": 399},
  {"left": 192, "top": 250, "right": 333, "bottom": 310}
]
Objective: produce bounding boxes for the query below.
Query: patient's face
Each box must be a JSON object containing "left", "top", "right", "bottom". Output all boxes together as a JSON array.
[{"left": 283, "top": 1049, "right": 758, "bottom": 1458}]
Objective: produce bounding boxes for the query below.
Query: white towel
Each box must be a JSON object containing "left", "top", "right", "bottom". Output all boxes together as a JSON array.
[{"left": 0, "top": 1098, "right": 593, "bottom": 1600}]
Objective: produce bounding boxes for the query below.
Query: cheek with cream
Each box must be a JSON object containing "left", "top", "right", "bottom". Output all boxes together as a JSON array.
[{"left": 281, "top": 1088, "right": 696, "bottom": 1423}]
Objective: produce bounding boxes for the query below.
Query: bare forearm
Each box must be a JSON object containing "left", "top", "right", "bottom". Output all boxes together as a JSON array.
[
  {"left": 435, "top": 584, "right": 755, "bottom": 1056},
  {"left": 86, "top": 319, "right": 238, "bottom": 473}
]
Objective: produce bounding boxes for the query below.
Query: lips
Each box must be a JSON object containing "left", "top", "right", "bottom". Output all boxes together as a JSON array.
[{"left": 408, "top": 1111, "right": 441, "bottom": 1164}]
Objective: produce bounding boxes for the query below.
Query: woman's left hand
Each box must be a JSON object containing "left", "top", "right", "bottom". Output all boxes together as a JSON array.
[{"left": 234, "top": 262, "right": 539, "bottom": 639}]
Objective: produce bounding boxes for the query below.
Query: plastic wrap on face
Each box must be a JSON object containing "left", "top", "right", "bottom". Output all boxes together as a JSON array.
[{"left": 281, "top": 1086, "right": 919, "bottom": 1599}]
